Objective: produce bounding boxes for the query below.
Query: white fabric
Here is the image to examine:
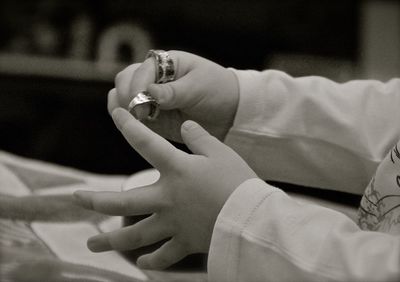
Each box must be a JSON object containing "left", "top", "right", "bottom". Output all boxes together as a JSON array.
[
  {"left": 225, "top": 70, "right": 400, "bottom": 193},
  {"left": 359, "top": 140, "right": 400, "bottom": 235},
  {"left": 31, "top": 222, "right": 148, "bottom": 281},
  {"left": 209, "top": 70, "right": 400, "bottom": 282}
]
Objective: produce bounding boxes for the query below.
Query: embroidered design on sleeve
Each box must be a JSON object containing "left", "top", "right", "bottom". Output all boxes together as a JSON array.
[
  {"left": 358, "top": 144, "right": 400, "bottom": 234},
  {"left": 358, "top": 177, "right": 381, "bottom": 230},
  {"left": 390, "top": 144, "right": 400, "bottom": 164}
]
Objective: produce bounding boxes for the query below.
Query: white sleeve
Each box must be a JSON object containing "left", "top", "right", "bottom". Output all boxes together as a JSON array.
[
  {"left": 225, "top": 70, "right": 400, "bottom": 194},
  {"left": 208, "top": 178, "right": 400, "bottom": 282}
]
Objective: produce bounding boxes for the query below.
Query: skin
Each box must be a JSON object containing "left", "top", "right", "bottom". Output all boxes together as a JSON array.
[
  {"left": 74, "top": 108, "right": 257, "bottom": 270},
  {"left": 109, "top": 50, "right": 240, "bottom": 142},
  {"left": 0, "top": 194, "right": 104, "bottom": 222},
  {"left": 74, "top": 51, "right": 257, "bottom": 270}
]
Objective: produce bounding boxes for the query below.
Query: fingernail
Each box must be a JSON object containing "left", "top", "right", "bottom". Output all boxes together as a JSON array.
[
  {"left": 73, "top": 191, "right": 93, "bottom": 209},
  {"left": 182, "top": 120, "right": 198, "bottom": 131},
  {"left": 87, "top": 236, "right": 110, "bottom": 252}
]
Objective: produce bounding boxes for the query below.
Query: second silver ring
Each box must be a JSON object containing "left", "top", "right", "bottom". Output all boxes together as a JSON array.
[{"left": 128, "top": 91, "right": 160, "bottom": 120}]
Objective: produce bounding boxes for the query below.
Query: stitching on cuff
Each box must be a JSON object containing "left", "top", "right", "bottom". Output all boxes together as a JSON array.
[{"left": 231, "top": 188, "right": 279, "bottom": 281}]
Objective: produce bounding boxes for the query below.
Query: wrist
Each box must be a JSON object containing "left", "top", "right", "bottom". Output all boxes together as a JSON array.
[{"left": 218, "top": 68, "right": 240, "bottom": 141}]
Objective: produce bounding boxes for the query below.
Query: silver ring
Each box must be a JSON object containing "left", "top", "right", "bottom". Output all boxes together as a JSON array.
[
  {"left": 128, "top": 91, "right": 160, "bottom": 120},
  {"left": 146, "top": 49, "right": 175, "bottom": 84}
]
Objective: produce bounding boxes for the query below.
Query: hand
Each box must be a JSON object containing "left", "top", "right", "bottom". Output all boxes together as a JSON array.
[
  {"left": 74, "top": 108, "right": 257, "bottom": 270},
  {"left": 108, "top": 50, "right": 239, "bottom": 142}
]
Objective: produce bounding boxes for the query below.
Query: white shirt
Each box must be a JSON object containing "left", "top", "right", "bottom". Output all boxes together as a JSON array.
[{"left": 208, "top": 70, "right": 400, "bottom": 282}]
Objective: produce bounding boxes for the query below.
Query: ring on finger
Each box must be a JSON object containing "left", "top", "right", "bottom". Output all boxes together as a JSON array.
[
  {"left": 146, "top": 49, "right": 175, "bottom": 84},
  {"left": 128, "top": 91, "right": 160, "bottom": 120}
]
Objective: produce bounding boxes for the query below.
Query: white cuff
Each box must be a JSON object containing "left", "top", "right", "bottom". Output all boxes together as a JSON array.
[{"left": 208, "top": 178, "right": 278, "bottom": 282}]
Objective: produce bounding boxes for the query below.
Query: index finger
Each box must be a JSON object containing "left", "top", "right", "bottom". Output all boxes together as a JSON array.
[
  {"left": 114, "top": 63, "right": 143, "bottom": 108},
  {"left": 128, "top": 58, "right": 157, "bottom": 105},
  {"left": 111, "top": 107, "right": 183, "bottom": 170}
]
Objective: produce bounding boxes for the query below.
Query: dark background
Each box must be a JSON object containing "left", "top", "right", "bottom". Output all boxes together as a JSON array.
[{"left": 0, "top": 0, "right": 359, "bottom": 67}]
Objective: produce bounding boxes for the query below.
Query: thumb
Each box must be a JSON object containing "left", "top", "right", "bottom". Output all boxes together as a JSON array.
[
  {"left": 181, "top": 120, "right": 226, "bottom": 157},
  {"left": 147, "top": 73, "right": 196, "bottom": 110}
]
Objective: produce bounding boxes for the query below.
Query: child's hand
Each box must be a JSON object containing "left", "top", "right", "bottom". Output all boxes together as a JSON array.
[
  {"left": 74, "top": 108, "right": 257, "bottom": 270},
  {"left": 108, "top": 51, "right": 239, "bottom": 142}
]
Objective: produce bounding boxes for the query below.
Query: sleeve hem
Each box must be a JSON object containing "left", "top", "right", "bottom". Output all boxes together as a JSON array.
[{"left": 207, "top": 178, "right": 278, "bottom": 282}]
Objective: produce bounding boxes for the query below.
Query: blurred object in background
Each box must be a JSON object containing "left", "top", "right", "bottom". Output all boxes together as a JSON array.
[
  {"left": 267, "top": 1, "right": 400, "bottom": 82},
  {"left": 0, "top": 0, "right": 359, "bottom": 69},
  {"left": 69, "top": 13, "right": 94, "bottom": 60},
  {"left": 96, "top": 22, "right": 153, "bottom": 72},
  {"left": 360, "top": 0, "right": 400, "bottom": 81},
  {"left": 31, "top": 20, "right": 60, "bottom": 56}
]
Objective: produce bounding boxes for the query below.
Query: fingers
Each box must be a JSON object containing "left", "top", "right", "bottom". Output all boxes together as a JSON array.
[
  {"left": 110, "top": 85, "right": 151, "bottom": 121},
  {"left": 128, "top": 59, "right": 157, "bottom": 107},
  {"left": 111, "top": 107, "right": 184, "bottom": 170},
  {"left": 114, "top": 51, "right": 196, "bottom": 111},
  {"left": 73, "top": 185, "right": 162, "bottom": 216},
  {"left": 181, "top": 120, "right": 227, "bottom": 157},
  {"left": 128, "top": 50, "right": 188, "bottom": 107},
  {"left": 87, "top": 214, "right": 172, "bottom": 252},
  {"left": 146, "top": 71, "right": 198, "bottom": 110},
  {"left": 136, "top": 238, "right": 188, "bottom": 270},
  {"left": 114, "top": 63, "right": 141, "bottom": 108}
]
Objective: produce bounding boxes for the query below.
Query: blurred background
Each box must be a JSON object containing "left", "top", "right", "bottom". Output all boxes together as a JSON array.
[{"left": 0, "top": 0, "right": 399, "bottom": 175}]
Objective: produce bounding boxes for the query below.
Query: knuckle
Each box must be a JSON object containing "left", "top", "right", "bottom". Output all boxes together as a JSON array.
[
  {"left": 153, "top": 189, "right": 173, "bottom": 211},
  {"left": 116, "top": 195, "right": 129, "bottom": 214},
  {"left": 163, "top": 84, "right": 175, "bottom": 103},
  {"left": 160, "top": 197, "right": 174, "bottom": 211},
  {"left": 159, "top": 149, "right": 185, "bottom": 173}
]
